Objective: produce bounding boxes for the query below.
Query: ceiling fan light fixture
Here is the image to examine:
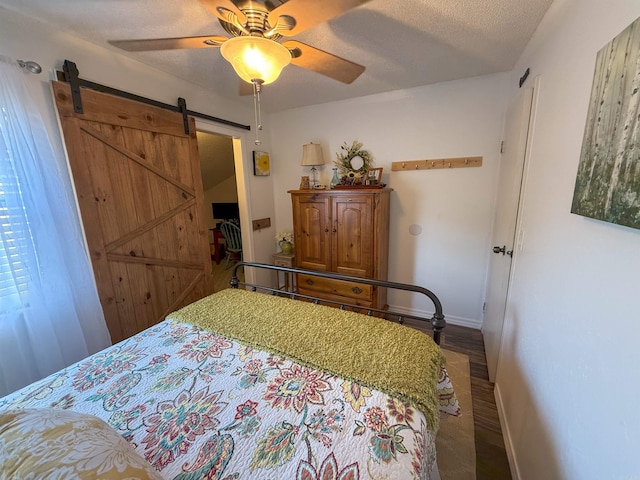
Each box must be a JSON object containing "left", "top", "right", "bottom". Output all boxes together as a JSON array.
[{"left": 220, "top": 36, "right": 291, "bottom": 85}]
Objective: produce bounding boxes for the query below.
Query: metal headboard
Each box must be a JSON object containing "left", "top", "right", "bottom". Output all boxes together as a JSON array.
[{"left": 229, "top": 262, "right": 446, "bottom": 345}]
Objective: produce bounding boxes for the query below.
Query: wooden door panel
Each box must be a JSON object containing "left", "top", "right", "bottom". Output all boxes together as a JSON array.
[
  {"left": 53, "top": 81, "right": 213, "bottom": 343},
  {"left": 54, "top": 87, "right": 186, "bottom": 137},
  {"left": 332, "top": 195, "right": 373, "bottom": 277},
  {"left": 80, "top": 124, "right": 192, "bottom": 243},
  {"left": 292, "top": 194, "right": 331, "bottom": 271},
  {"left": 336, "top": 206, "right": 364, "bottom": 266},
  {"left": 81, "top": 125, "right": 200, "bottom": 263},
  {"left": 120, "top": 128, "right": 189, "bottom": 226}
]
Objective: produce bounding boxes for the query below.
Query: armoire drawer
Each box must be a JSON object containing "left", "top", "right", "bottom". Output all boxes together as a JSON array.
[{"left": 297, "top": 273, "right": 372, "bottom": 302}]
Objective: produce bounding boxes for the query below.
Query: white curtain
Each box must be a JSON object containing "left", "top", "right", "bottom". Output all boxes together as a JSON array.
[{"left": 0, "top": 56, "right": 111, "bottom": 397}]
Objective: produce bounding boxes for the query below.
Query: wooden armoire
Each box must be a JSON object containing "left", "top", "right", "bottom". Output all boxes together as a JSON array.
[{"left": 289, "top": 188, "right": 391, "bottom": 309}]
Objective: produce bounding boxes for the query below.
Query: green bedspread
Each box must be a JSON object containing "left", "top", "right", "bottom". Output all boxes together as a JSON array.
[{"left": 167, "top": 288, "right": 445, "bottom": 431}]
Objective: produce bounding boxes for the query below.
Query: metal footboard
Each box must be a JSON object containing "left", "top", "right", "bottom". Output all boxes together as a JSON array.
[{"left": 229, "top": 262, "right": 446, "bottom": 345}]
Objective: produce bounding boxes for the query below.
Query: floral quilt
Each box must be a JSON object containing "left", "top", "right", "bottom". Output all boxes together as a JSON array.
[{"left": 0, "top": 319, "right": 459, "bottom": 480}]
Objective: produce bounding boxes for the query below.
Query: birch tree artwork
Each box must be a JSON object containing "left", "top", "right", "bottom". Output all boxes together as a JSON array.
[{"left": 571, "top": 16, "right": 640, "bottom": 229}]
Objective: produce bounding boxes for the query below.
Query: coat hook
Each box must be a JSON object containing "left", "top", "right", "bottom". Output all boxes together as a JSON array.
[
  {"left": 465, "top": 158, "right": 469, "bottom": 164},
  {"left": 431, "top": 161, "right": 435, "bottom": 167},
  {"left": 415, "top": 164, "right": 419, "bottom": 169},
  {"left": 402, "top": 162, "right": 406, "bottom": 168},
  {"left": 448, "top": 162, "right": 452, "bottom": 168}
]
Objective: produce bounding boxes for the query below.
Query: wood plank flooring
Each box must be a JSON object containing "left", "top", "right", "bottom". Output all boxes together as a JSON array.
[
  {"left": 436, "top": 323, "right": 512, "bottom": 479},
  {"left": 211, "top": 258, "right": 243, "bottom": 292}
]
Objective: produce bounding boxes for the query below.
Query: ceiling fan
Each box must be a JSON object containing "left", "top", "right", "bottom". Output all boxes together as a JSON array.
[{"left": 108, "top": 0, "right": 371, "bottom": 89}]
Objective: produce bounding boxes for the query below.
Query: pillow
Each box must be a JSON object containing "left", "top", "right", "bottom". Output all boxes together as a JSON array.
[{"left": 0, "top": 408, "right": 163, "bottom": 479}]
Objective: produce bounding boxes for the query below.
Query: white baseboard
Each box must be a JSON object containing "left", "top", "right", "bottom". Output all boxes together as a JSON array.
[
  {"left": 388, "top": 304, "right": 482, "bottom": 330},
  {"left": 494, "top": 382, "right": 521, "bottom": 480},
  {"left": 443, "top": 315, "right": 482, "bottom": 330}
]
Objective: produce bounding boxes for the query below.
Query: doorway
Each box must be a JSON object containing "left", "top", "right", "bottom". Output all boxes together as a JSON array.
[{"left": 195, "top": 120, "right": 254, "bottom": 290}]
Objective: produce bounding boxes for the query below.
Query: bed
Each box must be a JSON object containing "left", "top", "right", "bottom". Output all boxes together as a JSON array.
[{"left": 0, "top": 262, "right": 460, "bottom": 479}]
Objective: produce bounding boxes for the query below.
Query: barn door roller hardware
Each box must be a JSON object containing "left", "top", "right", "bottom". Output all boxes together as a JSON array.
[
  {"left": 519, "top": 67, "right": 530, "bottom": 88},
  {"left": 58, "top": 60, "right": 251, "bottom": 134},
  {"left": 62, "top": 60, "right": 83, "bottom": 114}
]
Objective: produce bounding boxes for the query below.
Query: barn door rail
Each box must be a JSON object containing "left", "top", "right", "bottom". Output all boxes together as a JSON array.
[{"left": 57, "top": 60, "right": 251, "bottom": 134}]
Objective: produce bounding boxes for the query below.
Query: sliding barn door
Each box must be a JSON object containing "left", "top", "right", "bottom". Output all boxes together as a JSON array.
[{"left": 52, "top": 81, "right": 213, "bottom": 343}]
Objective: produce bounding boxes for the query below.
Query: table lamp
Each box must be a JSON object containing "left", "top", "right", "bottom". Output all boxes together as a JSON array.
[{"left": 300, "top": 143, "right": 324, "bottom": 188}]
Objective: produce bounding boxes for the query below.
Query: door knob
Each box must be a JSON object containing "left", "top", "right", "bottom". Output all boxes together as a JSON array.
[{"left": 493, "top": 245, "right": 513, "bottom": 257}]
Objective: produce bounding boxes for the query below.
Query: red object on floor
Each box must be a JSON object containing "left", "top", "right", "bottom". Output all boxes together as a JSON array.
[{"left": 210, "top": 228, "right": 225, "bottom": 264}]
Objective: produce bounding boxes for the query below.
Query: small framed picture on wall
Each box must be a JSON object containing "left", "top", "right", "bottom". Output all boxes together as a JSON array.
[{"left": 253, "top": 151, "right": 270, "bottom": 176}]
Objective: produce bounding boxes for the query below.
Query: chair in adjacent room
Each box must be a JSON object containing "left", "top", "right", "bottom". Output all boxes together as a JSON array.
[{"left": 219, "top": 221, "right": 243, "bottom": 269}]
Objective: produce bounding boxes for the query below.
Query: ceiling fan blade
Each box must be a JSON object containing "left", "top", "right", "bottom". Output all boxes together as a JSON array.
[
  {"left": 263, "top": 15, "right": 296, "bottom": 39},
  {"left": 270, "top": 0, "right": 372, "bottom": 36},
  {"left": 283, "top": 40, "right": 365, "bottom": 84},
  {"left": 109, "top": 35, "right": 228, "bottom": 51},
  {"left": 199, "top": 0, "right": 246, "bottom": 26}
]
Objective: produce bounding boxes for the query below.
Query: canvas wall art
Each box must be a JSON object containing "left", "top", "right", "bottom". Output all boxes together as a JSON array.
[
  {"left": 253, "top": 151, "right": 270, "bottom": 176},
  {"left": 571, "top": 16, "right": 640, "bottom": 229}
]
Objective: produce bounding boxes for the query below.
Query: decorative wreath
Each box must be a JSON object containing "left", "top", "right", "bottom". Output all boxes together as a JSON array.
[{"left": 334, "top": 141, "right": 373, "bottom": 176}]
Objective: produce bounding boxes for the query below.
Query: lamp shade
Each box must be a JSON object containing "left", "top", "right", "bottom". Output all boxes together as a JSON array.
[
  {"left": 220, "top": 36, "right": 291, "bottom": 85},
  {"left": 301, "top": 143, "right": 324, "bottom": 166}
]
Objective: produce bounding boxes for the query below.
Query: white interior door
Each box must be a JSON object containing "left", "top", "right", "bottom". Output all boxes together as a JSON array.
[{"left": 483, "top": 86, "right": 534, "bottom": 382}]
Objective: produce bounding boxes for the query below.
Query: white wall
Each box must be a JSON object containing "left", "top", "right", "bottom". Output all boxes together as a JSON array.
[
  {"left": 203, "top": 176, "right": 239, "bottom": 231},
  {"left": 268, "top": 74, "right": 509, "bottom": 327},
  {"left": 495, "top": 1, "right": 640, "bottom": 479}
]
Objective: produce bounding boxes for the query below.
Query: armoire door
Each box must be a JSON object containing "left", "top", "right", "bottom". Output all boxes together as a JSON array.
[
  {"left": 331, "top": 194, "right": 374, "bottom": 278},
  {"left": 52, "top": 81, "right": 213, "bottom": 343},
  {"left": 291, "top": 193, "right": 331, "bottom": 271}
]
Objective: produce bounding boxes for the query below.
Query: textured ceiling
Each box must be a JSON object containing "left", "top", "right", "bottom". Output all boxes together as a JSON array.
[{"left": 0, "top": 0, "right": 553, "bottom": 113}]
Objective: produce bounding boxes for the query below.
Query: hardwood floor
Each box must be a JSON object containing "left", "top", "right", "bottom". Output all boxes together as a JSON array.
[
  {"left": 440, "top": 324, "right": 512, "bottom": 480},
  {"left": 211, "top": 257, "right": 243, "bottom": 292},
  {"left": 405, "top": 319, "right": 511, "bottom": 479}
]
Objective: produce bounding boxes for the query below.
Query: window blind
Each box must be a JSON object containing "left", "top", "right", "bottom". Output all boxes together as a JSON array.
[{"left": 0, "top": 145, "right": 32, "bottom": 302}]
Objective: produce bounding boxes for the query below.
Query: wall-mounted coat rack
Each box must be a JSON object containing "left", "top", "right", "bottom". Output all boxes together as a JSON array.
[{"left": 391, "top": 156, "right": 482, "bottom": 171}]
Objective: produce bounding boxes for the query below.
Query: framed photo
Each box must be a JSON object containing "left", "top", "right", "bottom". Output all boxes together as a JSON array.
[
  {"left": 253, "top": 151, "right": 270, "bottom": 176},
  {"left": 366, "top": 167, "right": 383, "bottom": 185}
]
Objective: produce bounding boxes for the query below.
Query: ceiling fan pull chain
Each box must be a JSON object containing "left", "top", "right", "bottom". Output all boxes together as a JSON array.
[{"left": 252, "top": 79, "right": 264, "bottom": 145}]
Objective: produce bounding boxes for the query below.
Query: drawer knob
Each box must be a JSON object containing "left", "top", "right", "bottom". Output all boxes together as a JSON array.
[
  {"left": 352, "top": 286, "right": 362, "bottom": 294},
  {"left": 306, "top": 278, "right": 315, "bottom": 285}
]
